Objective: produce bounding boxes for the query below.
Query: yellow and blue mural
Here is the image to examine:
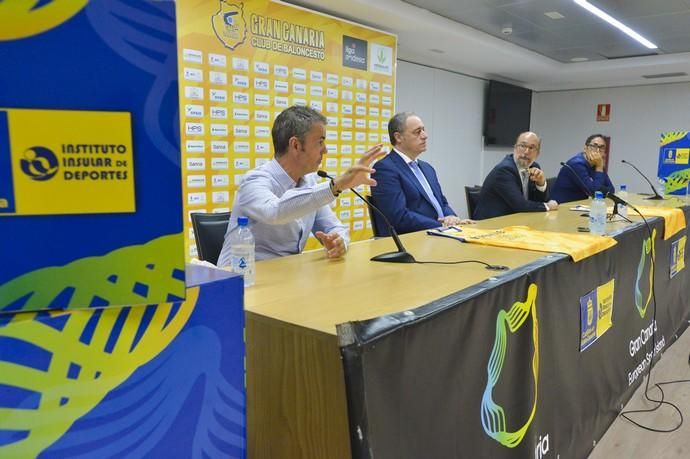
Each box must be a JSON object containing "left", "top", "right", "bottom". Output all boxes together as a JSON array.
[
  {"left": 0, "top": 265, "right": 245, "bottom": 457},
  {"left": 0, "top": 0, "right": 185, "bottom": 310},
  {"left": 658, "top": 131, "right": 690, "bottom": 196}
]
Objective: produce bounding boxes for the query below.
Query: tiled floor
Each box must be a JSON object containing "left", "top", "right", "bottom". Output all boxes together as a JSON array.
[{"left": 589, "top": 324, "right": 690, "bottom": 458}]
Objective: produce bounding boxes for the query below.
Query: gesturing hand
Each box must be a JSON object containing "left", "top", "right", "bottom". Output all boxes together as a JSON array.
[
  {"left": 333, "top": 144, "right": 386, "bottom": 191},
  {"left": 528, "top": 167, "right": 546, "bottom": 186},
  {"left": 315, "top": 231, "right": 347, "bottom": 258}
]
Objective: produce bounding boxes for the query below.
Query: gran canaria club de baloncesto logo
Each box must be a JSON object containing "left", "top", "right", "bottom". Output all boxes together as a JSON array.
[
  {"left": 212, "top": 0, "right": 247, "bottom": 51},
  {"left": 481, "top": 283, "right": 539, "bottom": 448}
]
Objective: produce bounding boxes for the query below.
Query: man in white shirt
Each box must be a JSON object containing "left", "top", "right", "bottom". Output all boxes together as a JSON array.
[{"left": 217, "top": 105, "right": 384, "bottom": 265}]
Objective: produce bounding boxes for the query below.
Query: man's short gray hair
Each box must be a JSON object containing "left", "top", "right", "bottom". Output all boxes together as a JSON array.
[
  {"left": 272, "top": 105, "right": 327, "bottom": 157},
  {"left": 388, "top": 112, "right": 415, "bottom": 146}
]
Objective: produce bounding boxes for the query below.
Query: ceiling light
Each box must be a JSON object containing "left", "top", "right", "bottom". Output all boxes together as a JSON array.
[
  {"left": 570, "top": 57, "right": 589, "bottom": 62},
  {"left": 573, "top": 0, "right": 657, "bottom": 49},
  {"left": 544, "top": 11, "right": 565, "bottom": 19}
]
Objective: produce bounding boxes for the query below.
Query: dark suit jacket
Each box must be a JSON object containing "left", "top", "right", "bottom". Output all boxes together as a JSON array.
[
  {"left": 551, "top": 152, "right": 615, "bottom": 203},
  {"left": 473, "top": 154, "right": 550, "bottom": 220},
  {"left": 371, "top": 150, "right": 455, "bottom": 235}
]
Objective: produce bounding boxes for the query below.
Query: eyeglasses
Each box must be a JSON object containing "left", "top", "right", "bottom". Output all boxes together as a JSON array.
[
  {"left": 515, "top": 143, "right": 538, "bottom": 152},
  {"left": 587, "top": 143, "right": 606, "bottom": 151}
]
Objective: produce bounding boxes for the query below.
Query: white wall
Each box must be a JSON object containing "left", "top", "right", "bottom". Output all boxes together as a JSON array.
[
  {"left": 531, "top": 82, "right": 690, "bottom": 193},
  {"left": 397, "top": 63, "right": 690, "bottom": 211},
  {"left": 396, "top": 61, "right": 487, "bottom": 218}
]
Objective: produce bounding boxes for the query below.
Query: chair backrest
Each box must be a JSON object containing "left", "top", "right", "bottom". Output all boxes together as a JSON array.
[
  {"left": 366, "top": 195, "right": 386, "bottom": 237},
  {"left": 464, "top": 185, "right": 482, "bottom": 219},
  {"left": 546, "top": 176, "right": 557, "bottom": 191},
  {"left": 191, "top": 212, "right": 231, "bottom": 265}
]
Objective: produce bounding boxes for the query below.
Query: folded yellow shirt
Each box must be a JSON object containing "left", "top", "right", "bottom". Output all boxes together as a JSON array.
[
  {"left": 630, "top": 205, "right": 686, "bottom": 240},
  {"left": 434, "top": 226, "right": 617, "bottom": 262}
]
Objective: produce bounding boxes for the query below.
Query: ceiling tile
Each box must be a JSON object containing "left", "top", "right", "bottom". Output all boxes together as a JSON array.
[
  {"left": 625, "top": 11, "right": 690, "bottom": 41},
  {"left": 656, "top": 35, "right": 690, "bottom": 53},
  {"left": 547, "top": 47, "right": 607, "bottom": 62},
  {"left": 433, "top": 3, "right": 542, "bottom": 35},
  {"left": 501, "top": 0, "right": 601, "bottom": 30},
  {"left": 589, "top": 0, "right": 690, "bottom": 19}
]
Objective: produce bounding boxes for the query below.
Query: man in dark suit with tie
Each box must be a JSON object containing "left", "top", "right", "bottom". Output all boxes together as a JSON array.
[
  {"left": 371, "top": 112, "right": 471, "bottom": 235},
  {"left": 473, "top": 131, "right": 559, "bottom": 220}
]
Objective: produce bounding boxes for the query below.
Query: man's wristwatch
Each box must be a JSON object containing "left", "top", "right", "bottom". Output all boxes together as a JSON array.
[{"left": 329, "top": 178, "right": 342, "bottom": 197}]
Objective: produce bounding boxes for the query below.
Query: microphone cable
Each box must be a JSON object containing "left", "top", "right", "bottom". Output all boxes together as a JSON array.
[
  {"left": 413, "top": 259, "right": 509, "bottom": 270},
  {"left": 422, "top": 228, "right": 509, "bottom": 270},
  {"left": 619, "top": 209, "right": 689, "bottom": 433}
]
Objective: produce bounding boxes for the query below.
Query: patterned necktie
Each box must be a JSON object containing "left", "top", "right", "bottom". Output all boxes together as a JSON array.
[
  {"left": 520, "top": 169, "right": 529, "bottom": 199},
  {"left": 409, "top": 161, "right": 444, "bottom": 218}
]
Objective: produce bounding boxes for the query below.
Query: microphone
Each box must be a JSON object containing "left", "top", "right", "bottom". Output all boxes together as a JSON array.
[
  {"left": 317, "top": 170, "right": 415, "bottom": 263},
  {"left": 605, "top": 191, "right": 636, "bottom": 223},
  {"left": 621, "top": 159, "right": 664, "bottom": 200},
  {"left": 560, "top": 161, "right": 593, "bottom": 198},
  {"left": 605, "top": 191, "right": 626, "bottom": 206}
]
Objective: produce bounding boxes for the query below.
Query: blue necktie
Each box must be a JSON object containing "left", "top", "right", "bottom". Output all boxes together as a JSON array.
[{"left": 409, "top": 161, "right": 444, "bottom": 218}]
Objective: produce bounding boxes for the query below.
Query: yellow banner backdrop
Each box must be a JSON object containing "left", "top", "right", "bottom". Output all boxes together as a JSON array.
[{"left": 176, "top": 0, "right": 397, "bottom": 259}]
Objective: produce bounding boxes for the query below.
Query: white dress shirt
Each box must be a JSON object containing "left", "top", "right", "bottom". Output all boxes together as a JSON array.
[{"left": 217, "top": 159, "right": 348, "bottom": 265}]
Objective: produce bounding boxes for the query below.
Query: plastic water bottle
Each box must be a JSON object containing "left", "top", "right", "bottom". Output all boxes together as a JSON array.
[
  {"left": 229, "top": 216, "right": 255, "bottom": 287},
  {"left": 589, "top": 191, "right": 607, "bottom": 235},
  {"left": 657, "top": 177, "right": 665, "bottom": 198},
  {"left": 617, "top": 184, "right": 628, "bottom": 219}
]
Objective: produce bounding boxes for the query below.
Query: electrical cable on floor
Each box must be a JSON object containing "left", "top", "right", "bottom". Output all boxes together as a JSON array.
[{"left": 619, "top": 210, "right": 689, "bottom": 433}]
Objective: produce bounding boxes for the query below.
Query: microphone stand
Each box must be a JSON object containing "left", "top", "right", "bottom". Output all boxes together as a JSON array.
[
  {"left": 560, "top": 161, "right": 594, "bottom": 200},
  {"left": 607, "top": 197, "right": 633, "bottom": 223},
  {"left": 606, "top": 192, "right": 637, "bottom": 223},
  {"left": 317, "top": 171, "right": 415, "bottom": 263},
  {"left": 621, "top": 159, "right": 665, "bottom": 200}
]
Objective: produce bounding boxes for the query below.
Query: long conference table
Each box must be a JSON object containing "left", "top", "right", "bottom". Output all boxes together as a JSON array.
[{"left": 244, "top": 195, "right": 690, "bottom": 459}]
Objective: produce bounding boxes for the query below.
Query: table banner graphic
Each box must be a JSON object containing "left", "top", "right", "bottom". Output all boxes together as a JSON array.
[
  {"left": 579, "top": 279, "right": 615, "bottom": 351},
  {"left": 670, "top": 235, "right": 686, "bottom": 278},
  {"left": 338, "top": 210, "right": 690, "bottom": 458}
]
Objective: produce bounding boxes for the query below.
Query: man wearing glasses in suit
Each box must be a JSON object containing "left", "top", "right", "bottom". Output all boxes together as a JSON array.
[{"left": 474, "top": 131, "right": 558, "bottom": 220}]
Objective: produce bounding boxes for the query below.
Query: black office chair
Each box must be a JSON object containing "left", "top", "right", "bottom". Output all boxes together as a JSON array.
[
  {"left": 366, "top": 195, "right": 386, "bottom": 237},
  {"left": 546, "top": 176, "right": 557, "bottom": 190},
  {"left": 190, "top": 212, "right": 231, "bottom": 265},
  {"left": 464, "top": 185, "right": 482, "bottom": 220}
]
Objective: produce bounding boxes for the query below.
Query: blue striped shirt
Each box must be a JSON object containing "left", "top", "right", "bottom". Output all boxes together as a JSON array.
[{"left": 217, "top": 159, "right": 349, "bottom": 265}]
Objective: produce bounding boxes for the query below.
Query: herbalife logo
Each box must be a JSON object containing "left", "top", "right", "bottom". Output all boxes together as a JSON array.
[
  {"left": 377, "top": 48, "right": 386, "bottom": 65},
  {"left": 370, "top": 43, "right": 393, "bottom": 75}
]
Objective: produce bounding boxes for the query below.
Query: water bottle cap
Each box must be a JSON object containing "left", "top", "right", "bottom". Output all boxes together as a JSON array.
[
  {"left": 237, "top": 216, "right": 249, "bottom": 226},
  {"left": 594, "top": 191, "right": 603, "bottom": 198},
  {"left": 620, "top": 184, "right": 627, "bottom": 190}
]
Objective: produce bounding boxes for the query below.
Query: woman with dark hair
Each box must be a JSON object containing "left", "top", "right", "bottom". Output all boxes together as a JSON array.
[{"left": 551, "top": 134, "right": 615, "bottom": 203}]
